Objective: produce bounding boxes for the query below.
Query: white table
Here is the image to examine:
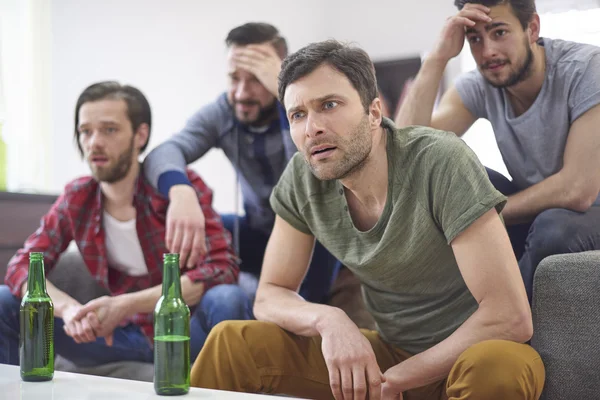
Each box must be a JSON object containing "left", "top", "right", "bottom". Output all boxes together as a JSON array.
[{"left": 0, "top": 364, "right": 293, "bottom": 399}]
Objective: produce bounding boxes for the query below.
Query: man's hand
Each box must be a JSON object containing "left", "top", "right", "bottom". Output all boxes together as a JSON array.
[
  {"left": 167, "top": 185, "right": 207, "bottom": 269},
  {"left": 73, "top": 295, "right": 130, "bottom": 346},
  {"left": 381, "top": 366, "right": 407, "bottom": 399},
  {"left": 231, "top": 44, "right": 282, "bottom": 97},
  {"left": 319, "top": 311, "right": 384, "bottom": 400},
  {"left": 431, "top": 4, "right": 492, "bottom": 63},
  {"left": 62, "top": 304, "right": 101, "bottom": 344}
]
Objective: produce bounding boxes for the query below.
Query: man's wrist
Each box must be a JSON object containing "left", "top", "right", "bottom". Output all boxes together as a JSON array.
[
  {"left": 314, "top": 306, "right": 350, "bottom": 336},
  {"left": 115, "top": 293, "right": 136, "bottom": 318},
  {"left": 168, "top": 184, "right": 197, "bottom": 201},
  {"left": 422, "top": 53, "right": 451, "bottom": 72},
  {"left": 54, "top": 299, "right": 81, "bottom": 319}
]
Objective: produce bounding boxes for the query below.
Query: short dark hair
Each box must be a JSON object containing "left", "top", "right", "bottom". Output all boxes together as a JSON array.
[
  {"left": 455, "top": 0, "right": 537, "bottom": 29},
  {"left": 225, "top": 22, "right": 288, "bottom": 59},
  {"left": 278, "top": 40, "right": 378, "bottom": 113},
  {"left": 74, "top": 81, "right": 152, "bottom": 156}
]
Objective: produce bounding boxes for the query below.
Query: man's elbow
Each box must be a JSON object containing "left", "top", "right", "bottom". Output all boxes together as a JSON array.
[
  {"left": 566, "top": 186, "right": 598, "bottom": 212},
  {"left": 505, "top": 309, "right": 534, "bottom": 343},
  {"left": 252, "top": 285, "right": 269, "bottom": 320}
]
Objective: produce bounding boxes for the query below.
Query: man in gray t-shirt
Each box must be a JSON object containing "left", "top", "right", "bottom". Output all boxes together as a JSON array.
[{"left": 396, "top": 0, "right": 600, "bottom": 302}]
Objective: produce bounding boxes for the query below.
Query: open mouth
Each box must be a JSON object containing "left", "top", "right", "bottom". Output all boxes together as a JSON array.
[
  {"left": 90, "top": 155, "right": 109, "bottom": 166},
  {"left": 310, "top": 146, "right": 337, "bottom": 160}
]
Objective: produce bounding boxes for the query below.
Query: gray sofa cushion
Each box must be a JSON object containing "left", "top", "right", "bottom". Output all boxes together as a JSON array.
[
  {"left": 48, "top": 250, "right": 154, "bottom": 381},
  {"left": 531, "top": 251, "right": 600, "bottom": 400},
  {"left": 48, "top": 250, "right": 109, "bottom": 303}
]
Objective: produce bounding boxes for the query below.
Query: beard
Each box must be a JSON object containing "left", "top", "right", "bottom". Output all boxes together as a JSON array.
[
  {"left": 233, "top": 98, "right": 278, "bottom": 127},
  {"left": 481, "top": 39, "right": 534, "bottom": 89},
  {"left": 304, "top": 115, "right": 372, "bottom": 181},
  {"left": 88, "top": 138, "right": 135, "bottom": 183}
]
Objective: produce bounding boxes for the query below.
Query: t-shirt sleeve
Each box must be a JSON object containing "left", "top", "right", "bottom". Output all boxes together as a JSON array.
[
  {"left": 453, "top": 70, "right": 488, "bottom": 120},
  {"left": 569, "top": 53, "right": 600, "bottom": 123},
  {"left": 423, "top": 133, "right": 507, "bottom": 243},
  {"left": 269, "top": 155, "right": 313, "bottom": 235}
]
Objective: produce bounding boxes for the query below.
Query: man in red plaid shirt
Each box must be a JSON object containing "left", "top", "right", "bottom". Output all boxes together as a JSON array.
[{"left": 0, "top": 82, "right": 250, "bottom": 368}]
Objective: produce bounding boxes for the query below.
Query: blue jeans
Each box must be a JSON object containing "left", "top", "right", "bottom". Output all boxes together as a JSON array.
[
  {"left": 221, "top": 214, "right": 341, "bottom": 304},
  {"left": 0, "top": 284, "right": 252, "bottom": 367},
  {"left": 486, "top": 168, "right": 600, "bottom": 303}
]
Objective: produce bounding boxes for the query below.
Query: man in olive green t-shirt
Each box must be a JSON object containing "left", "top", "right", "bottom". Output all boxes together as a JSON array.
[{"left": 190, "top": 40, "right": 545, "bottom": 400}]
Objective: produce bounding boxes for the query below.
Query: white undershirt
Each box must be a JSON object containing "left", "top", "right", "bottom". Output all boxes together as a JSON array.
[{"left": 103, "top": 211, "right": 149, "bottom": 276}]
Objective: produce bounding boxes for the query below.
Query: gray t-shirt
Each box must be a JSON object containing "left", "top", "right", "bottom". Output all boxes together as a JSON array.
[
  {"left": 270, "top": 119, "right": 506, "bottom": 354},
  {"left": 455, "top": 37, "right": 600, "bottom": 205}
]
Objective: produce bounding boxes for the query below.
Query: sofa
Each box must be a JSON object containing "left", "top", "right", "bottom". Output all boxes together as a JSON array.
[{"left": 531, "top": 250, "right": 600, "bottom": 400}]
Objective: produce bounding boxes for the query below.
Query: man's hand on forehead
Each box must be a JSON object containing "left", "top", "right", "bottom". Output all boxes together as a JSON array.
[
  {"left": 429, "top": 3, "right": 492, "bottom": 63},
  {"left": 231, "top": 43, "right": 281, "bottom": 69},
  {"left": 235, "top": 43, "right": 279, "bottom": 57},
  {"left": 231, "top": 43, "right": 282, "bottom": 97},
  {"left": 458, "top": 3, "right": 492, "bottom": 29}
]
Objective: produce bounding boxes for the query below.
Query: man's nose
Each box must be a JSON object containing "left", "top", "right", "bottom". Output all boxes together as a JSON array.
[
  {"left": 305, "top": 114, "right": 326, "bottom": 139},
  {"left": 235, "top": 80, "right": 252, "bottom": 101},
  {"left": 482, "top": 39, "right": 500, "bottom": 60}
]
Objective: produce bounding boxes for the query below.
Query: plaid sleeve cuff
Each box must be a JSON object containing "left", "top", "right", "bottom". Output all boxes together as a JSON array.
[
  {"left": 184, "top": 263, "right": 238, "bottom": 292},
  {"left": 7, "top": 268, "right": 29, "bottom": 297}
]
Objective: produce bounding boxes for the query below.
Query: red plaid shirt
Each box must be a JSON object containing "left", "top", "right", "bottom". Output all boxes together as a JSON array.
[{"left": 5, "top": 169, "right": 239, "bottom": 339}]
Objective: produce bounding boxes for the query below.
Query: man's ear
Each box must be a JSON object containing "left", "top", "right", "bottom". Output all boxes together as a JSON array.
[
  {"left": 135, "top": 123, "right": 150, "bottom": 151},
  {"left": 369, "top": 97, "right": 383, "bottom": 128},
  {"left": 527, "top": 13, "right": 541, "bottom": 44}
]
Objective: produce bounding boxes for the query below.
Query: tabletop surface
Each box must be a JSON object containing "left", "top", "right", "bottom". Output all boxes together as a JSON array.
[{"left": 0, "top": 363, "right": 296, "bottom": 400}]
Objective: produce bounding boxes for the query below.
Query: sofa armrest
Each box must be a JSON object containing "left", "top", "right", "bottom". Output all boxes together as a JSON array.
[{"left": 531, "top": 251, "right": 600, "bottom": 400}]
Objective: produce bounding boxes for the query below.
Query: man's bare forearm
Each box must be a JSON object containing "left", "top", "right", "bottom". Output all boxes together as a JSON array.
[
  {"left": 394, "top": 56, "right": 448, "bottom": 127},
  {"left": 120, "top": 275, "right": 205, "bottom": 316},
  {"left": 21, "top": 280, "right": 80, "bottom": 319},
  {"left": 503, "top": 171, "right": 586, "bottom": 225},
  {"left": 385, "top": 303, "right": 531, "bottom": 391},
  {"left": 253, "top": 283, "right": 347, "bottom": 337}
]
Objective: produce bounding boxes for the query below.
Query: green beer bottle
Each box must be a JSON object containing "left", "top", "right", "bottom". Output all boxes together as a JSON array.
[
  {"left": 19, "top": 252, "right": 54, "bottom": 381},
  {"left": 154, "top": 253, "right": 191, "bottom": 395}
]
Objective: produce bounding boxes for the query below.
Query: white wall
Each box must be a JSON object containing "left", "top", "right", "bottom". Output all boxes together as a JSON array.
[
  {"left": 49, "top": 0, "right": 459, "bottom": 212},
  {"left": 326, "top": 0, "right": 456, "bottom": 62}
]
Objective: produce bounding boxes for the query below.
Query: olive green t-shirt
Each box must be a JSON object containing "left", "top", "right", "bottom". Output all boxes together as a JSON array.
[{"left": 270, "top": 118, "right": 507, "bottom": 354}]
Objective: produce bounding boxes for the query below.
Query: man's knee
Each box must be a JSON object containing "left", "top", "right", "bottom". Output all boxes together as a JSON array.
[
  {"left": 0, "top": 285, "right": 20, "bottom": 318},
  {"left": 202, "top": 284, "right": 249, "bottom": 307},
  {"left": 207, "top": 320, "right": 281, "bottom": 350},
  {"left": 198, "top": 284, "right": 253, "bottom": 320},
  {"left": 528, "top": 209, "right": 582, "bottom": 253},
  {"left": 448, "top": 340, "right": 545, "bottom": 400}
]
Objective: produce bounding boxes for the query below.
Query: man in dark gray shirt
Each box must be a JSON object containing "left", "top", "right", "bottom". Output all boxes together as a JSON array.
[
  {"left": 396, "top": 0, "right": 600, "bottom": 303},
  {"left": 143, "top": 23, "right": 339, "bottom": 303}
]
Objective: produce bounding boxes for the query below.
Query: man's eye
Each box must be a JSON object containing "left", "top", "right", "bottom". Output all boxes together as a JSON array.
[
  {"left": 291, "top": 111, "right": 305, "bottom": 120},
  {"left": 496, "top": 29, "right": 507, "bottom": 37},
  {"left": 323, "top": 101, "right": 338, "bottom": 110}
]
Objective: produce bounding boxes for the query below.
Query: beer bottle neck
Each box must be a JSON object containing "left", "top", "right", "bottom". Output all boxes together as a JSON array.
[
  {"left": 162, "top": 258, "right": 182, "bottom": 299},
  {"left": 27, "top": 256, "right": 47, "bottom": 296}
]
